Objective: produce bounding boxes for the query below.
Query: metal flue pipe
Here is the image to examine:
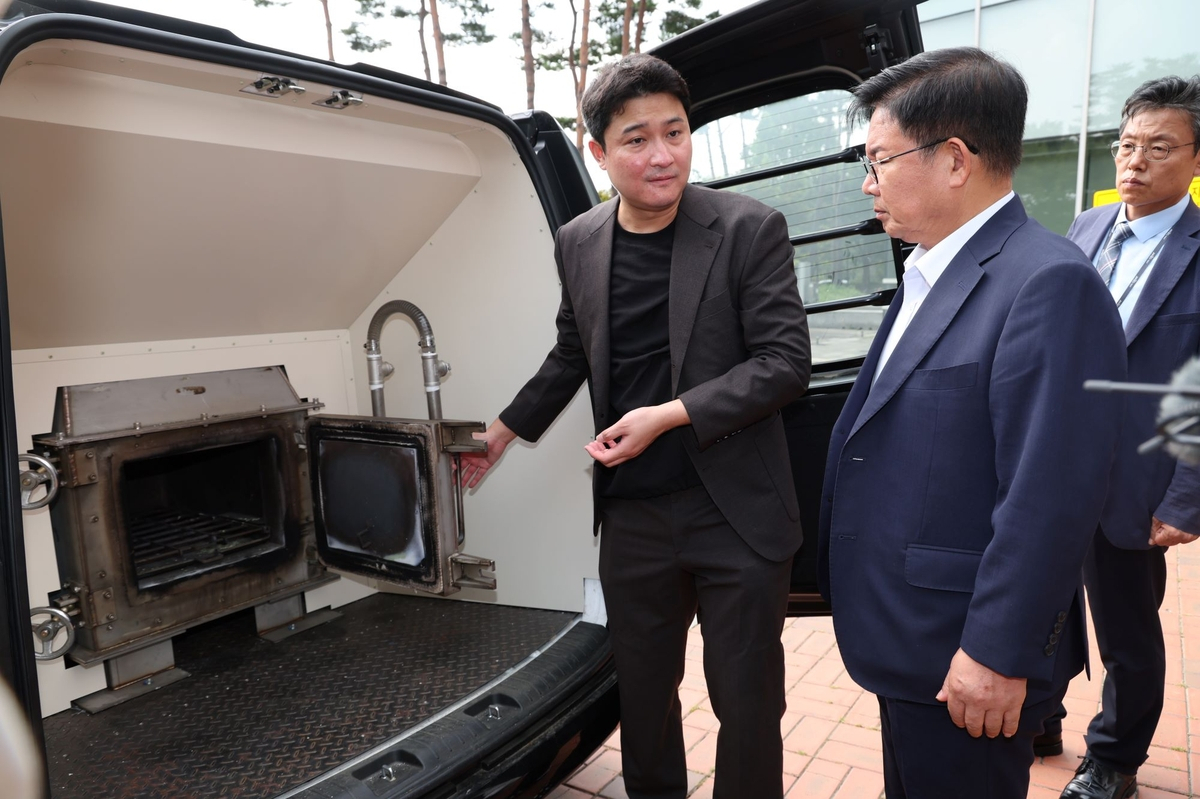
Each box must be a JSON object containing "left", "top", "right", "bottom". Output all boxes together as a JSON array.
[{"left": 364, "top": 300, "right": 449, "bottom": 420}]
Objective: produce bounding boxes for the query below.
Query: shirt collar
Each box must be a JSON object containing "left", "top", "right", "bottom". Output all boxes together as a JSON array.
[
  {"left": 903, "top": 191, "right": 1016, "bottom": 288},
  {"left": 1117, "top": 193, "right": 1191, "bottom": 242}
]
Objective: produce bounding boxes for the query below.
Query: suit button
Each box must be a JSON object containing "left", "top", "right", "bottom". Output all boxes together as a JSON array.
[
  {"left": 1057, "top": 611, "right": 1067, "bottom": 623},
  {"left": 1053, "top": 623, "right": 1063, "bottom": 634},
  {"left": 1044, "top": 645, "right": 1056, "bottom": 656},
  {"left": 1048, "top": 633, "right": 1059, "bottom": 644}
]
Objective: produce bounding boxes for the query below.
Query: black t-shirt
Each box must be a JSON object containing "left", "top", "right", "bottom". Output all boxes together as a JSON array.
[{"left": 596, "top": 220, "right": 703, "bottom": 499}]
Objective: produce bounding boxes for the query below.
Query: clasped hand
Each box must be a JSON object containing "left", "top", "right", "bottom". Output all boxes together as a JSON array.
[
  {"left": 585, "top": 400, "right": 689, "bottom": 467},
  {"left": 936, "top": 648, "right": 1027, "bottom": 739}
]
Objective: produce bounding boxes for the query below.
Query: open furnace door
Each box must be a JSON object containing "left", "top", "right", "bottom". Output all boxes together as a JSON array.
[{"left": 306, "top": 415, "right": 493, "bottom": 596}]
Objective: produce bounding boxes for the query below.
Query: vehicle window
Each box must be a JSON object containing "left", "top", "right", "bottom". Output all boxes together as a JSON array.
[{"left": 691, "top": 90, "right": 900, "bottom": 366}]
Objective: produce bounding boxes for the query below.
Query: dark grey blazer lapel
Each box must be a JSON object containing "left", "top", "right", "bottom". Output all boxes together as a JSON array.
[
  {"left": 1126, "top": 200, "right": 1200, "bottom": 344},
  {"left": 571, "top": 202, "right": 617, "bottom": 415},
  {"left": 669, "top": 185, "right": 723, "bottom": 395},
  {"left": 848, "top": 196, "right": 1025, "bottom": 439}
]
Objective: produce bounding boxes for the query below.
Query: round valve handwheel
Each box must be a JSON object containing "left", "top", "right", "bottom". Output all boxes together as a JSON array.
[
  {"left": 17, "top": 453, "right": 59, "bottom": 510},
  {"left": 30, "top": 606, "right": 75, "bottom": 661}
]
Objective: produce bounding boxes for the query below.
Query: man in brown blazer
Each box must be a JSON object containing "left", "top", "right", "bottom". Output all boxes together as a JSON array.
[{"left": 458, "top": 54, "right": 810, "bottom": 798}]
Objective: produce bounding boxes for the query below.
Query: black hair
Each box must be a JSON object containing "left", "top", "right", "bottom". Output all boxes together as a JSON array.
[
  {"left": 1121, "top": 75, "right": 1200, "bottom": 155},
  {"left": 582, "top": 53, "right": 691, "bottom": 150},
  {"left": 848, "top": 47, "right": 1027, "bottom": 176}
]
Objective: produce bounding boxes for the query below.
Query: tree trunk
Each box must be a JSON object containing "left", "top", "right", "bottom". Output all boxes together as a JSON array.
[
  {"left": 521, "top": 0, "right": 535, "bottom": 109},
  {"left": 320, "top": 0, "right": 334, "bottom": 60},
  {"left": 429, "top": 0, "right": 448, "bottom": 86},
  {"left": 634, "top": 0, "right": 646, "bottom": 53},
  {"left": 417, "top": 0, "right": 432, "bottom": 83},
  {"left": 576, "top": 0, "right": 591, "bottom": 150},
  {"left": 621, "top": 0, "right": 633, "bottom": 56},
  {"left": 567, "top": 0, "right": 580, "bottom": 149}
]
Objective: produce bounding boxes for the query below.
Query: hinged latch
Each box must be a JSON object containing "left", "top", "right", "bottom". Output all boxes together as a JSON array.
[
  {"left": 314, "top": 90, "right": 364, "bottom": 110},
  {"left": 861, "top": 24, "right": 895, "bottom": 71},
  {"left": 241, "top": 76, "right": 307, "bottom": 98}
]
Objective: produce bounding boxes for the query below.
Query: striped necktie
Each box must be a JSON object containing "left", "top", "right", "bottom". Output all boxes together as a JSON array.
[{"left": 1096, "top": 221, "right": 1133, "bottom": 286}]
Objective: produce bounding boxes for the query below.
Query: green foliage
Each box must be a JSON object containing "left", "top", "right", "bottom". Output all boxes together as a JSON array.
[
  {"left": 252, "top": 0, "right": 288, "bottom": 6},
  {"left": 587, "top": 0, "right": 713, "bottom": 59},
  {"left": 660, "top": 0, "right": 717, "bottom": 40},
  {"left": 446, "top": 0, "right": 494, "bottom": 45},
  {"left": 354, "top": 0, "right": 387, "bottom": 17},
  {"left": 554, "top": 115, "right": 577, "bottom": 131},
  {"left": 343, "top": 20, "right": 391, "bottom": 52}
]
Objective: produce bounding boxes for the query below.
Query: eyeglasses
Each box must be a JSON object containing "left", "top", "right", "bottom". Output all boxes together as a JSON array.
[
  {"left": 861, "top": 137, "right": 979, "bottom": 182},
  {"left": 1110, "top": 140, "right": 1197, "bottom": 161}
]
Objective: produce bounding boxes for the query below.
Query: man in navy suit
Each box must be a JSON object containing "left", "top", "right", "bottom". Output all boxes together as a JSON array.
[
  {"left": 818, "top": 48, "right": 1127, "bottom": 797},
  {"left": 1045, "top": 75, "right": 1200, "bottom": 799}
]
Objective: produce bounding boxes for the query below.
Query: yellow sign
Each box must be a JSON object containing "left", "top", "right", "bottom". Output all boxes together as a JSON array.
[{"left": 1093, "top": 177, "right": 1200, "bottom": 207}]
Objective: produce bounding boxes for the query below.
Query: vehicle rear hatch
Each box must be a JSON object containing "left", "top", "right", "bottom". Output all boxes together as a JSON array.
[
  {"left": 0, "top": 2, "right": 612, "bottom": 797},
  {"left": 653, "top": 0, "right": 925, "bottom": 612}
]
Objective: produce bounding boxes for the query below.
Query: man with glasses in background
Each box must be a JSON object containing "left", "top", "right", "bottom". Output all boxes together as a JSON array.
[
  {"left": 1039, "top": 75, "right": 1200, "bottom": 799},
  {"left": 819, "top": 47, "right": 1126, "bottom": 796}
]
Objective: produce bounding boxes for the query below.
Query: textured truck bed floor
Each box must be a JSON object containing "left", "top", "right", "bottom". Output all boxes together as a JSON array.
[{"left": 43, "top": 592, "right": 574, "bottom": 798}]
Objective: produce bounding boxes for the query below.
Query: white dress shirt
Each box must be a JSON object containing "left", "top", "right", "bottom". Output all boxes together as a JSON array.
[
  {"left": 1103, "top": 193, "right": 1190, "bottom": 328},
  {"left": 873, "top": 191, "right": 1016, "bottom": 384}
]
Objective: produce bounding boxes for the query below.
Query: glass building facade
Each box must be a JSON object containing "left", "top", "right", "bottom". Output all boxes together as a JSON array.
[{"left": 919, "top": 0, "right": 1198, "bottom": 234}]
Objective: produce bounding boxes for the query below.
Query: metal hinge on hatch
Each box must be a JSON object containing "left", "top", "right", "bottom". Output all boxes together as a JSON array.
[{"left": 861, "top": 24, "right": 895, "bottom": 71}]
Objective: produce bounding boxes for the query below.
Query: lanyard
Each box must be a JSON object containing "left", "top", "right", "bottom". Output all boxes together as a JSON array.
[{"left": 1113, "top": 226, "right": 1173, "bottom": 310}]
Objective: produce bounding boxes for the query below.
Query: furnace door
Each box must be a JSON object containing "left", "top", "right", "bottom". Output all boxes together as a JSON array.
[{"left": 306, "top": 415, "right": 483, "bottom": 595}]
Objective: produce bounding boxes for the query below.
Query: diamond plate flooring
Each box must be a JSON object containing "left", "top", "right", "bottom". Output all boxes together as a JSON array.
[{"left": 44, "top": 593, "right": 573, "bottom": 799}]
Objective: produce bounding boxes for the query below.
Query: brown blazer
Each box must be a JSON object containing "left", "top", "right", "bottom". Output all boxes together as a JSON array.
[{"left": 500, "top": 183, "right": 811, "bottom": 562}]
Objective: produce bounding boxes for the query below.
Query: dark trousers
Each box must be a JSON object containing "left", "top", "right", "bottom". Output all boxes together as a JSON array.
[
  {"left": 1041, "top": 532, "right": 1167, "bottom": 773},
  {"left": 598, "top": 485, "right": 792, "bottom": 799},
  {"left": 1084, "top": 532, "right": 1168, "bottom": 772},
  {"left": 879, "top": 689, "right": 1066, "bottom": 798}
]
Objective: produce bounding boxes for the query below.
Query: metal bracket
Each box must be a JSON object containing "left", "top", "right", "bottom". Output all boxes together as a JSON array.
[
  {"left": 66, "top": 448, "right": 98, "bottom": 488},
  {"left": 91, "top": 585, "right": 117, "bottom": 626},
  {"left": 862, "top": 24, "right": 894, "bottom": 71},
  {"left": 449, "top": 553, "right": 496, "bottom": 591},
  {"left": 241, "top": 75, "right": 307, "bottom": 98},
  {"left": 439, "top": 421, "right": 487, "bottom": 453},
  {"left": 314, "top": 89, "right": 364, "bottom": 110}
]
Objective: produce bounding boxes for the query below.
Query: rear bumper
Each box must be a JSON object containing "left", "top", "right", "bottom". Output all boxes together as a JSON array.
[{"left": 284, "top": 620, "right": 619, "bottom": 799}]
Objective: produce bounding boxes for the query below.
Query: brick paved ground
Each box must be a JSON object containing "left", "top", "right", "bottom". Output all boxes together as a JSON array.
[{"left": 551, "top": 546, "right": 1200, "bottom": 799}]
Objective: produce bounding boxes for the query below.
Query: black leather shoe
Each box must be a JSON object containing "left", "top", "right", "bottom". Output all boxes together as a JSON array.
[
  {"left": 1060, "top": 757, "right": 1138, "bottom": 799},
  {"left": 1034, "top": 730, "right": 1063, "bottom": 756}
]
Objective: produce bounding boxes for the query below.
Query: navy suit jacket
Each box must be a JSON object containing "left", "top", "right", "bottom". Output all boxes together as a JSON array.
[
  {"left": 818, "top": 196, "right": 1127, "bottom": 706},
  {"left": 1067, "top": 199, "right": 1200, "bottom": 549}
]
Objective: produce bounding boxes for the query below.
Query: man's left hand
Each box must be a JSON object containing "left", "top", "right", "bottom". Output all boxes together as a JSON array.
[
  {"left": 1149, "top": 516, "right": 1199, "bottom": 547},
  {"left": 935, "top": 648, "right": 1027, "bottom": 738},
  {"left": 585, "top": 400, "right": 690, "bottom": 467}
]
